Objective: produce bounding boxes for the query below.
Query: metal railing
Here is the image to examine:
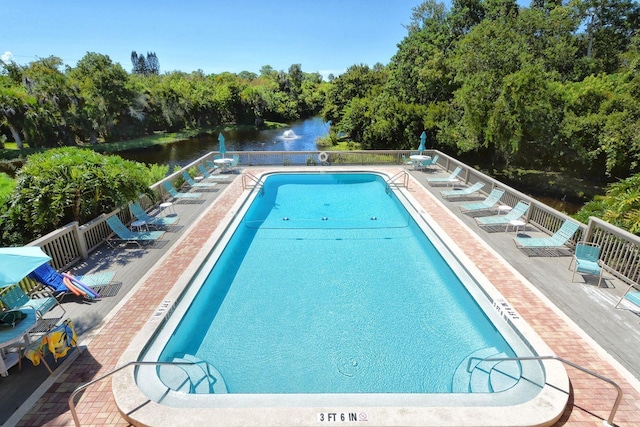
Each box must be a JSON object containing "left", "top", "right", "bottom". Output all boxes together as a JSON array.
[
  {"left": 484, "top": 355, "right": 622, "bottom": 426},
  {"left": 16, "top": 149, "right": 639, "bottom": 292},
  {"left": 68, "top": 360, "right": 194, "bottom": 427}
]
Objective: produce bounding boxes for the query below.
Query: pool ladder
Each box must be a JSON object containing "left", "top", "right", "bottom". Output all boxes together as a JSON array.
[
  {"left": 242, "top": 171, "right": 264, "bottom": 191},
  {"left": 385, "top": 170, "right": 410, "bottom": 191}
]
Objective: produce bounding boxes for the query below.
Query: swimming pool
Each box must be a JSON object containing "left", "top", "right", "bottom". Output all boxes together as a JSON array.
[{"left": 116, "top": 170, "right": 568, "bottom": 426}]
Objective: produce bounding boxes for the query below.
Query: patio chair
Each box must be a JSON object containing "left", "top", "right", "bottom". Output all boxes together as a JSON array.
[
  {"left": 426, "top": 166, "right": 462, "bottom": 186},
  {"left": 129, "top": 201, "right": 179, "bottom": 229},
  {"left": 24, "top": 318, "right": 80, "bottom": 374},
  {"left": 459, "top": 188, "right": 505, "bottom": 214},
  {"left": 475, "top": 201, "right": 530, "bottom": 230},
  {"left": 198, "top": 164, "right": 230, "bottom": 182},
  {"left": 401, "top": 155, "right": 413, "bottom": 168},
  {"left": 229, "top": 154, "right": 240, "bottom": 173},
  {"left": 105, "top": 215, "right": 165, "bottom": 248},
  {"left": 441, "top": 182, "right": 485, "bottom": 199},
  {"left": 0, "top": 283, "right": 65, "bottom": 321},
  {"left": 425, "top": 154, "right": 439, "bottom": 170},
  {"left": 162, "top": 181, "right": 202, "bottom": 200},
  {"left": 181, "top": 171, "right": 218, "bottom": 189},
  {"left": 514, "top": 219, "right": 580, "bottom": 255},
  {"left": 568, "top": 242, "right": 604, "bottom": 287}
]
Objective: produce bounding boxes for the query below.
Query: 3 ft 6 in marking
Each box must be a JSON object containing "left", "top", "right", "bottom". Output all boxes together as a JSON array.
[{"left": 317, "top": 412, "right": 367, "bottom": 422}]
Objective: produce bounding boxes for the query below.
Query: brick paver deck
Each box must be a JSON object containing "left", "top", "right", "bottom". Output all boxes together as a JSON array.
[{"left": 15, "top": 168, "right": 640, "bottom": 426}]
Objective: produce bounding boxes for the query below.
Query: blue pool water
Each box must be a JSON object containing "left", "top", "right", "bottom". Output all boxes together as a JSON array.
[{"left": 154, "top": 173, "right": 527, "bottom": 395}]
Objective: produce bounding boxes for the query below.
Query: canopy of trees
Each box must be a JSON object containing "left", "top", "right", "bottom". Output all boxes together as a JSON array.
[
  {"left": 0, "top": 54, "right": 327, "bottom": 149},
  {"left": 322, "top": 0, "right": 640, "bottom": 182}
]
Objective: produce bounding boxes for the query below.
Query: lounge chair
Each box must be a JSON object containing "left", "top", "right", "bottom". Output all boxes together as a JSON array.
[
  {"left": 105, "top": 215, "right": 165, "bottom": 247},
  {"left": 615, "top": 282, "right": 640, "bottom": 309},
  {"left": 129, "top": 201, "right": 179, "bottom": 229},
  {"left": 514, "top": 219, "right": 580, "bottom": 255},
  {"left": 459, "top": 188, "right": 505, "bottom": 214},
  {"left": 28, "top": 263, "right": 103, "bottom": 300},
  {"left": 426, "top": 166, "right": 462, "bottom": 186},
  {"left": 181, "top": 171, "right": 218, "bottom": 189},
  {"left": 0, "top": 283, "right": 65, "bottom": 321},
  {"left": 441, "top": 182, "right": 485, "bottom": 199},
  {"left": 198, "top": 164, "right": 230, "bottom": 182},
  {"left": 475, "top": 201, "right": 530, "bottom": 230},
  {"left": 568, "top": 242, "right": 604, "bottom": 287},
  {"left": 163, "top": 181, "right": 202, "bottom": 200}
]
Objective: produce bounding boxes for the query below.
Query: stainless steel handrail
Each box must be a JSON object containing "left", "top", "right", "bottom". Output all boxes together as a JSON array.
[
  {"left": 68, "top": 360, "right": 194, "bottom": 427},
  {"left": 484, "top": 355, "right": 622, "bottom": 426}
]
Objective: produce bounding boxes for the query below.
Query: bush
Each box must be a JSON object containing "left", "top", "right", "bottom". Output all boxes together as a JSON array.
[{"left": 0, "top": 147, "right": 160, "bottom": 245}]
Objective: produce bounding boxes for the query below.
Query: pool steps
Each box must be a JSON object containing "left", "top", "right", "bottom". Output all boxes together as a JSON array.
[
  {"left": 452, "top": 347, "right": 522, "bottom": 393},
  {"left": 158, "top": 353, "right": 228, "bottom": 394}
]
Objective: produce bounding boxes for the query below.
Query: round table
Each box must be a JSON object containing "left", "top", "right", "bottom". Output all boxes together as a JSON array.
[
  {"left": 159, "top": 202, "right": 175, "bottom": 217},
  {"left": 0, "top": 309, "right": 37, "bottom": 376},
  {"left": 131, "top": 220, "right": 148, "bottom": 232},
  {"left": 507, "top": 219, "right": 526, "bottom": 234},
  {"left": 214, "top": 158, "right": 233, "bottom": 172}
]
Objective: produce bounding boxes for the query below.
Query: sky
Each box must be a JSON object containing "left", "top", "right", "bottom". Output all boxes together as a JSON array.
[{"left": 1, "top": 0, "right": 422, "bottom": 79}]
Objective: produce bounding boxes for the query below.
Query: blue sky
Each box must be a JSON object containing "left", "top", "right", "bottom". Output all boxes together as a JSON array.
[{"left": 2, "top": 0, "right": 422, "bottom": 79}]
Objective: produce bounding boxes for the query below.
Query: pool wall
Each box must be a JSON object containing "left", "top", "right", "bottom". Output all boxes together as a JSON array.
[{"left": 113, "top": 167, "right": 570, "bottom": 427}]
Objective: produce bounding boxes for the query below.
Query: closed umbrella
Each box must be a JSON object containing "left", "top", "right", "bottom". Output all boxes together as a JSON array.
[
  {"left": 418, "top": 131, "right": 426, "bottom": 155},
  {"left": 0, "top": 246, "right": 52, "bottom": 288},
  {"left": 218, "top": 133, "right": 227, "bottom": 159}
]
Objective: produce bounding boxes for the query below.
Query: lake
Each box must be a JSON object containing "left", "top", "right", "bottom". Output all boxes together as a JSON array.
[{"left": 118, "top": 116, "right": 330, "bottom": 169}]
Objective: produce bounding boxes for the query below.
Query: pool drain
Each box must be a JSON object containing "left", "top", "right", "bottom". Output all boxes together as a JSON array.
[{"left": 337, "top": 358, "right": 359, "bottom": 377}]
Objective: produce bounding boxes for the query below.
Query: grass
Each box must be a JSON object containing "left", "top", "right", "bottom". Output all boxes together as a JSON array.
[{"left": 0, "top": 173, "right": 16, "bottom": 199}]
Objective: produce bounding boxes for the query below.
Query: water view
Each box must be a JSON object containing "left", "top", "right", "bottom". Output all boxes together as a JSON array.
[{"left": 118, "top": 116, "right": 330, "bottom": 169}]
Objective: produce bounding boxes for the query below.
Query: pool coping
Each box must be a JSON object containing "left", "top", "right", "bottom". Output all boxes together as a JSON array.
[{"left": 113, "top": 168, "right": 570, "bottom": 427}]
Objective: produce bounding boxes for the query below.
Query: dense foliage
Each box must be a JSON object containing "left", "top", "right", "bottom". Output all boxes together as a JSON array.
[
  {"left": 0, "top": 55, "right": 326, "bottom": 149},
  {"left": 0, "top": 147, "right": 168, "bottom": 245},
  {"left": 322, "top": 0, "right": 640, "bottom": 182}
]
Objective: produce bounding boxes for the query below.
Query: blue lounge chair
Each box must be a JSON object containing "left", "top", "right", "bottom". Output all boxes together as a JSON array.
[
  {"left": 475, "top": 201, "right": 530, "bottom": 230},
  {"left": 181, "top": 171, "right": 218, "bottom": 189},
  {"left": 514, "top": 219, "right": 580, "bottom": 255},
  {"left": 198, "top": 164, "right": 230, "bottom": 182},
  {"left": 105, "top": 215, "right": 165, "bottom": 248},
  {"left": 459, "top": 188, "right": 505, "bottom": 214},
  {"left": 29, "top": 263, "right": 104, "bottom": 299},
  {"left": 426, "top": 166, "right": 462, "bottom": 186},
  {"left": 568, "top": 242, "right": 604, "bottom": 287},
  {"left": 615, "top": 282, "right": 640, "bottom": 309},
  {"left": 129, "top": 201, "right": 179, "bottom": 229},
  {"left": 441, "top": 182, "right": 485, "bottom": 199},
  {"left": 163, "top": 181, "right": 202, "bottom": 200}
]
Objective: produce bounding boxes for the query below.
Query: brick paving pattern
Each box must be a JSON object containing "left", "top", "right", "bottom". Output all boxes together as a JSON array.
[{"left": 15, "top": 169, "right": 640, "bottom": 426}]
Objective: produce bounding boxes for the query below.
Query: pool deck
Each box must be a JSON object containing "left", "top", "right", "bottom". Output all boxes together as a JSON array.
[{"left": 2, "top": 166, "right": 640, "bottom": 426}]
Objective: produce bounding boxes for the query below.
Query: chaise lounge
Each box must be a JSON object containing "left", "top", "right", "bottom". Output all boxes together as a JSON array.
[{"left": 514, "top": 219, "right": 581, "bottom": 256}]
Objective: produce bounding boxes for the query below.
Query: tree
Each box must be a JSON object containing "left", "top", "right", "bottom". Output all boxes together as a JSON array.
[
  {"left": 0, "top": 147, "right": 157, "bottom": 245},
  {"left": 131, "top": 51, "right": 160, "bottom": 75}
]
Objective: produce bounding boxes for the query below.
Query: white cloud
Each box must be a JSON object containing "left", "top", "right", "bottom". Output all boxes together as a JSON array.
[{"left": 1, "top": 51, "right": 14, "bottom": 62}]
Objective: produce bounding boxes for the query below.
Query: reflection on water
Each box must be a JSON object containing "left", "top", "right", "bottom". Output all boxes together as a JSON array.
[{"left": 118, "top": 116, "right": 330, "bottom": 169}]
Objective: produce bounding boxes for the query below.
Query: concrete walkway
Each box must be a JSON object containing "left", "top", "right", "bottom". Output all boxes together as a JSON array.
[{"left": 3, "top": 166, "right": 640, "bottom": 426}]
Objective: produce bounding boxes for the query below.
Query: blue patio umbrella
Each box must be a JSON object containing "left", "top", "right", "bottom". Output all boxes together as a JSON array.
[
  {"left": 218, "top": 133, "right": 227, "bottom": 159},
  {"left": 0, "top": 246, "right": 51, "bottom": 287},
  {"left": 418, "top": 131, "right": 426, "bottom": 155}
]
